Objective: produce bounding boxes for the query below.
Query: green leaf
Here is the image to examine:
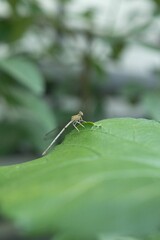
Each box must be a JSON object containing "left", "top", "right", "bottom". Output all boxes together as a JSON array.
[
  {"left": 141, "top": 92, "right": 160, "bottom": 121},
  {"left": 20, "top": 94, "right": 56, "bottom": 152},
  {"left": 0, "top": 57, "right": 44, "bottom": 94},
  {"left": 7, "top": 87, "right": 56, "bottom": 152},
  {"left": 98, "top": 236, "right": 140, "bottom": 240},
  {"left": 0, "top": 17, "right": 33, "bottom": 43},
  {"left": 0, "top": 85, "right": 56, "bottom": 153},
  {"left": 0, "top": 118, "right": 160, "bottom": 239}
]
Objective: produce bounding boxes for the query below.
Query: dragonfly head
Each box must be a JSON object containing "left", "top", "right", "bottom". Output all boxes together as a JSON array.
[{"left": 79, "top": 111, "right": 83, "bottom": 116}]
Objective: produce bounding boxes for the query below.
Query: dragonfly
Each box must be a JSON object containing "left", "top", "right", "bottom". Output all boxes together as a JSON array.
[{"left": 42, "top": 111, "right": 85, "bottom": 156}]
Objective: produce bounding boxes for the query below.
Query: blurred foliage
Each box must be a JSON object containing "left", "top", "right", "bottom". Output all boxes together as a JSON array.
[
  {"left": 0, "top": 0, "right": 160, "bottom": 156},
  {"left": 0, "top": 57, "right": 55, "bottom": 155}
]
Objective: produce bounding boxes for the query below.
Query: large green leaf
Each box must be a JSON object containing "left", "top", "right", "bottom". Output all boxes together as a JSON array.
[
  {"left": 0, "top": 57, "right": 44, "bottom": 94},
  {"left": 0, "top": 118, "right": 160, "bottom": 239}
]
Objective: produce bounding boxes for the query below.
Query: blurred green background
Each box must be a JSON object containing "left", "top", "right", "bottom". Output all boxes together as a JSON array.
[{"left": 0, "top": 0, "right": 159, "bottom": 163}]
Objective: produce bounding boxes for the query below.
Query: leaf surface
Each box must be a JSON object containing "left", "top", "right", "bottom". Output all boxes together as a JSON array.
[{"left": 0, "top": 118, "right": 160, "bottom": 239}]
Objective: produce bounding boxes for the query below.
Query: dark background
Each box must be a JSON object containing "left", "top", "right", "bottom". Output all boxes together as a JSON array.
[{"left": 0, "top": 0, "right": 159, "bottom": 164}]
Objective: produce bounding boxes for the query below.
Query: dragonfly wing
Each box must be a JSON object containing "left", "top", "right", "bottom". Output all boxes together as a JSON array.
[{"left": 44, "top": 128, "right": 57, "bottom": 140}]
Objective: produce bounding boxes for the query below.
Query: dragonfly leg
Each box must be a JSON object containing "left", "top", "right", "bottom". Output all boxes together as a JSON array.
[
  {"left": 73, "top": 122, "right": 79, "bottom": 132},
  {"left": 77, "top": 121, "right": 85, "bottom": 128}
]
